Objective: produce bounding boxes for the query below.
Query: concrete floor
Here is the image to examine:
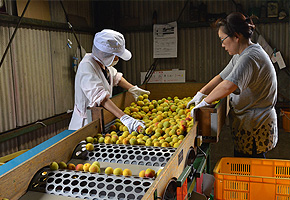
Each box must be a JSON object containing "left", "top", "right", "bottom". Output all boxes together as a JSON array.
[{"left": 209, "top": 123, "right": 290, "bottom": 173}]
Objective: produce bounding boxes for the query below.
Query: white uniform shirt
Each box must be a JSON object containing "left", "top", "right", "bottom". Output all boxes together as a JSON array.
[
  {"left": 69, "top": 53, "right": 122, "bottom": 130},
  {"left": 220, "top": 44, "right": 278, "bottom": 154}
]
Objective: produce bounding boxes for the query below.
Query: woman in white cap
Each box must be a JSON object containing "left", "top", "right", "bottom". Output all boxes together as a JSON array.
[{"left": 69, "top": 29, "right": 150, "bottom": 132}]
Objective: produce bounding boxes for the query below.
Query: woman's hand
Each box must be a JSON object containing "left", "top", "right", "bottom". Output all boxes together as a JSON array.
[
  {"left": 186, "top": 91, "right": 207, "bottom": 108},
  {"left": 128, "top": 86, "right": 150, "bottom": 101},
  {"left": 190, "top": 99, "right": 211, "bottom": 120},
  {"left": 120, "top": 114, "right": 145, "bottom": 133}
]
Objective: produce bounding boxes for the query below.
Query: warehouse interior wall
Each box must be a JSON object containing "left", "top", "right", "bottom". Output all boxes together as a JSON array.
[
  {"left": 1, "top": 0, "right": 290, "bottom": 159},
  {"left": 0, "top": 0, "right": 94, "bottom": 157},
  {"left": 117, "top": 0, "right": 290, "bottom": 97}
]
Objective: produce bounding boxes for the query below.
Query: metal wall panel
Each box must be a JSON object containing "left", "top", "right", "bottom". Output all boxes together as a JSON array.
[
  {"left": 13, "top": 118, "right": 71, "bottom": 155},
  {"left": 18, "top": 124, "right": 57, "bottom": 151},
  {"left": 120, "top": 0, "right": 186, "bottom": 26},
  {"left": 0, "top": 26, "right": 94, "bottom": 155},
  {"left": 50, "top": 31, "right": 93, "bottom": 115},
  {"left": 77, "top": 0, "right": 93, "bottom": 27},
  {"left": 0, "top": 138, "right": 18, "bottom": 158},
  {"left": 1, "top": 27, "right": 93, "bottom": 131},
  {"left": 79, "top": 33, "right": 94, "bottom": 53},
  {"left": 50, "top": 31, "right": 75, "bottom": 114},
  {"left": 123, "top": 27, "right": 232, "bottom": 85},
  {"left": 0, "top": 26, "right": 16, "bottom": 132},
  {"left": 122, "top": 32, "right": 152, "bottom": 85},
  {"left": 120, "top": 0, "right": 290, "bottom": 87},
  {"left": 119, "top": 0, "right": 242, "bottom": 26},
  {"left": 123, "top": 22, "right": 289, "bottom": 86},
  {"left": 0, "top": 0, "right": 94, "bottom": 157},
  {"left": 50, "top": 0, "right": 93, "bottom": 27},
  {"left": 256, "top": 22, "right": 290, "bottom": 67},
  {"left": 256, "top": 22, "right": 290, "bottom": 101},
  {"left": 55, "top": 118, "right": 71, "bottom": 135},
  {"left": 49, "top": 1, "right": 66, "bottom": 23},
  {"left": 10, "top": 27, "right": 55, "bottom": 126}
]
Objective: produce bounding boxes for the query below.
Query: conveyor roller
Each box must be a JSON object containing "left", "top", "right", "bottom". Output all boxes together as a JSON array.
[
  {"left": 72, "top": 143, "right": 176, "bottom": 167},
  {"left": 29, "top": 167, "right": 154, "bottom": 200}
]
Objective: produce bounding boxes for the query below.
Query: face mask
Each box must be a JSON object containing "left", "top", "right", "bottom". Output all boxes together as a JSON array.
[{"left": 108, "top": 59, "right": 119, "bottom": 67}]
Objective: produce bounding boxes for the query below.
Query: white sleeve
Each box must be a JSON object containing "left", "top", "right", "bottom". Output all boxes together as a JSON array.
[
  {"left": 79, "top": 63, "right": 110, "bottom": 107},
  {"left": 109, "top": 66, "right": 123, "bottom": 86}
]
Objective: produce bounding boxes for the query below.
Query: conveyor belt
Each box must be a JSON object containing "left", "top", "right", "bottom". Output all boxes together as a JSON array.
[
  {"left": 28, "top": 165, "right": 155, "bottom": 200},
  {"left": 72, "top": 143, "right": 176, "bottom": 167},
  {"left": 21, "top": 120, "right": 180, "bottom": 199}
]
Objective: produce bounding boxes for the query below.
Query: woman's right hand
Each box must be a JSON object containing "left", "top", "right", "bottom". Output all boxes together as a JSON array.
[
  {"left": 186, "top": 91, "right": 207, "bottom": 108},
  {"left": 120, "top": 114, "right": 145, "bottom": 133}
]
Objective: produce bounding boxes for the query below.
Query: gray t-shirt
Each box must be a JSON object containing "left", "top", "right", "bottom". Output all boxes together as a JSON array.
[{"left": 220, "top": 43, "right": 278, "bottom": 154}]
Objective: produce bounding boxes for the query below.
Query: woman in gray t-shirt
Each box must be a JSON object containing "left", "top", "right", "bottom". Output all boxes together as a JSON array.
[{"left": 187, "top": 12, "right": 277, "bottom": 158}]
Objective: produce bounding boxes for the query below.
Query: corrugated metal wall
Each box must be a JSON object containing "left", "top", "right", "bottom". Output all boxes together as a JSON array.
[
  {"left": 120, "top": 0, "right": 290, "bottom": 92},
  {"left": 50, "top": 0, "right": 93, "bottom": 27},
  {"left": 123, "top": 27, "right": 232, "bottom": 84},
  {"left": 257, "top": 22, "right": 290, "bottom": 101},
  {"left": 123, "top": 22, "right": 290, "bottom": 85},
  {"left": 0, "top": 27, "right": 93, "bottom": 155},
  {"left": 0, "top": 26, "right": 16, "bottom": 132},
  {"left": 11, "top": 28, "right": 55, "bottom": 126},
  {"left": 0, "top": 1, "right": 94, "bottom": 157},
  {"left": 50, "top": 31, "right": 75, "bottom": 115}
]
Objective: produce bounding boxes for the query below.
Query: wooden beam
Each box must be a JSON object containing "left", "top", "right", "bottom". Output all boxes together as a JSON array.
[{"left": 0, "top": 13, "right": 95, "bottom": 33}]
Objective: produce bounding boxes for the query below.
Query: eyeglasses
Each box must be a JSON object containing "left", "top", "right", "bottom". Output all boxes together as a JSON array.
[{"left": 221, "top": 35, "right": 229, "bottom": 44}]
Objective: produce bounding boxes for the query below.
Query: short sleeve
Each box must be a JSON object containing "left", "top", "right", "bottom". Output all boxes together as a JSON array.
[
  {"left": 220, "top": 55, "right": 239, "bottom": 80},
  {"left": 225, "top": 55, "right": 254, "bottom": 92}
]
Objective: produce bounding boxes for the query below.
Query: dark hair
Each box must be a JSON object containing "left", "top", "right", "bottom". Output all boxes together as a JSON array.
[{"left": 214, "top": 12, "right": 256, "bottom": 39}]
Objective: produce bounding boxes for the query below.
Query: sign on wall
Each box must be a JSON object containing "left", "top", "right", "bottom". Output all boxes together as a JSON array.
[{"left": 153, "top": 21, "right": 177, "bottom": 58}]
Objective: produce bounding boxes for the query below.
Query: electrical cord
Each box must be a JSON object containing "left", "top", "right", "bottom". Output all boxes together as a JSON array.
[{"left": 142, "top": 58, "right": 158, "bottom": 85}]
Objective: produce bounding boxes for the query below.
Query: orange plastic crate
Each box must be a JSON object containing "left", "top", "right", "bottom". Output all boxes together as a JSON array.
[{"left": 213, "top": 157, "right": 290, "bottom": 200}]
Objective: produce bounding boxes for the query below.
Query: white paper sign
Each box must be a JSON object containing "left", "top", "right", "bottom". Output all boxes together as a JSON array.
[{"left": 153, "top": 21, "right": 177, "bottom": 58}]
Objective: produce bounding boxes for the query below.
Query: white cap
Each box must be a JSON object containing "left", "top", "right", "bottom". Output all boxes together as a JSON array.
[{"left": 92, "top": 29, "right": 132, "bottom": 66}]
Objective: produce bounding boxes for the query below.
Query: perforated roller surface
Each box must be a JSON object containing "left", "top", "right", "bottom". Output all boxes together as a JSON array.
[
  {"left": 73, "top": 143, "right": 176, "bottom": 167},
  {"left": 30, "top": 168, "right": 154, "bottom": 200}
]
